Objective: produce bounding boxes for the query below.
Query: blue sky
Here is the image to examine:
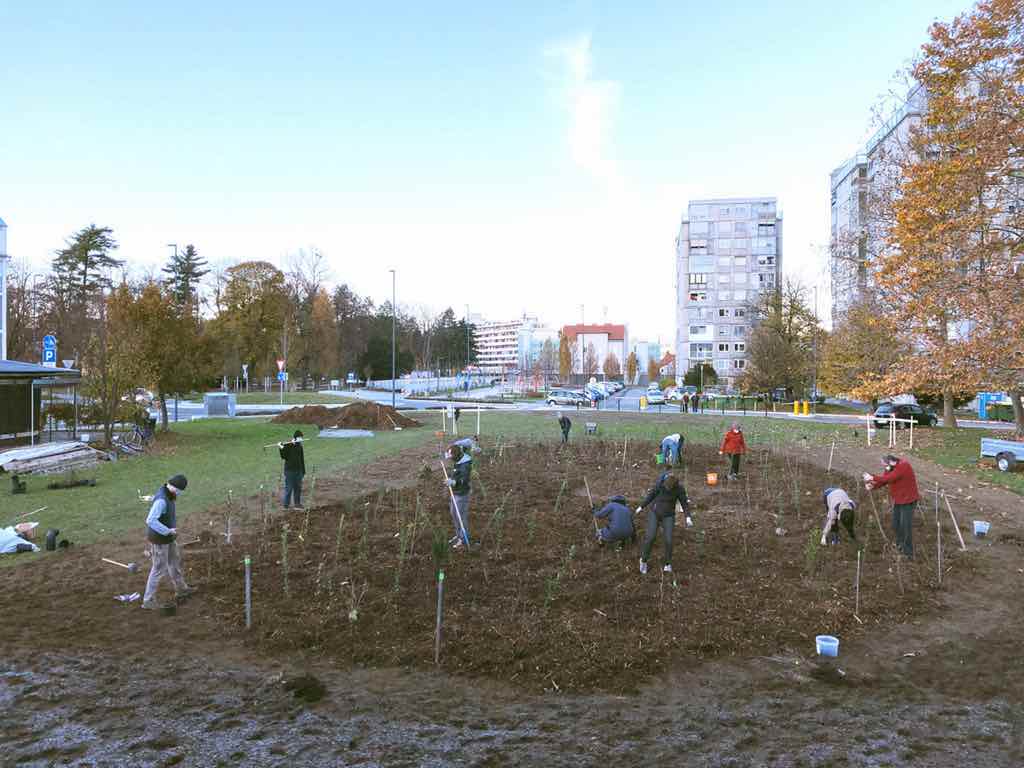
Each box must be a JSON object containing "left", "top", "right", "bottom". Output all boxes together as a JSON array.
[{"left": 1, "top": 0, "right": 969, "bottom": 340}]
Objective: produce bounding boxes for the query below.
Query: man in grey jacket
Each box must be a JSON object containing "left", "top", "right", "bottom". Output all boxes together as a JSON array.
[{"left": 142, "top": 474, "right": 195, "bottom": 609}]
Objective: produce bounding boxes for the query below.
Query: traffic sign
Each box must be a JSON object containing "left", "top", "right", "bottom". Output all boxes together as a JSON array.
[
  {"left": 42, "top": 348, "right": 57, "bottom": 367},
  {"left": 277, "top": 371, "right": 287, "bottom": 382},
  {"left": 276, "top": 359, "right": 285, "bottom": 372},
  {"left": 43, "top": 334, "right": 57, "bottom": 350},
  {"left": 241, "top": 363, "right": 249, "bottom": 378}
]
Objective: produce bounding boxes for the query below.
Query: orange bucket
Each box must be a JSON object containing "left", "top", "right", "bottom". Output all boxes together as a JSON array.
[
  {"left": 706, "top": 472, "right": 719, "bottom": 486},
  {"left": 434, "top": 430, "right": 445, "bottom": 438}
]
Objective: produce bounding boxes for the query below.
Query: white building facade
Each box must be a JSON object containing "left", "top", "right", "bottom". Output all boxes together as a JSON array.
[
  {"left": 561, "top": 324, "right": 628, "bottom": 377},
  {"left": 675, "top": 198, "right": 783, "bottom": 390},
  {"left": 472, "top": 315, "right": 558, "bottom": 375}
]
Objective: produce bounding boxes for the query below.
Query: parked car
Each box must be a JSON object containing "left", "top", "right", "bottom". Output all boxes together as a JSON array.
[
  {"left": 667, "top": 388, "right": 686, "bottom": 402},
  {"left": 585, "top": 384, "right": 607, "bottom": 401},
  {"left": 646, "top": 391, "right": 666, "bottom": 405},
  {"left": 547, "top": 389, "right": 590, "bottom": 406},
  {"left": 872, "top": 402, "right": 938, "bottom": 428},
  {"left": 980, "top": 437, "right": 1024, "bottom": 472}
]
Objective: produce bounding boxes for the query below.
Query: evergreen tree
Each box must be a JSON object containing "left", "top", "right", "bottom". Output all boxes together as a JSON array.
[
  {"left": 162, "top": 244, "right": 209, "bottom": 311},
  {"left": 51, "top": 224, "right": 122, "bottom": 303}
]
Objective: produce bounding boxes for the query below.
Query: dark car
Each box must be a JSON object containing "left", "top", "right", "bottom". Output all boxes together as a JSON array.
[{"left": 873, "top": 402, "right": 938, "bottom": 428}]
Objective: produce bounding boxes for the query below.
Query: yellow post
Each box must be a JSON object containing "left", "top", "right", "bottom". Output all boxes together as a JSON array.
[
  {"left": 803, "top": 400, "right": 810, "bottom": 416},
  {"left": 640, "top": 396, "right": 648, "bottom": 410},
  {"left": 793, "top": 400, "right": 799, "bottom": 415}
]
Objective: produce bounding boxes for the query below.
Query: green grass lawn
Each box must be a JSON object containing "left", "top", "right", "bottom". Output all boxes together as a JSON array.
[
  {"left": 914, "top": 428, "right": 1024, "bottom": 496},
  {"left": 229, "top": 391, "right": 354, "bottom": 405},
  {"left": 3, "top": 418, "right": 434, "bottom": 561}
]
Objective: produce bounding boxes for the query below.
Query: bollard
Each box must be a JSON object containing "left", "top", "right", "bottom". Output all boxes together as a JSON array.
[
  {"left": 244, "top": 556, "right": 252, "bottom": 629},
  {"left": 793, "top": 400, "right": 800, "bottom": 415},
  {"left": 803, "top": 400, "right": 810, "bottom": 416}
]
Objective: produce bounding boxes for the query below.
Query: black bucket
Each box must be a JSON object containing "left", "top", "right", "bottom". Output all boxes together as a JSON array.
[{"left": 45, "top": 529, "right": 60, "bottom": 551}]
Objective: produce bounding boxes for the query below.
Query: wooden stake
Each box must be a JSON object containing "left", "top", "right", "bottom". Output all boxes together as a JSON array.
[
  {"left": 942, "top": 491, "right": 967, "bottom": 552},
  {"left": 434, "top": 570, "right": 445, "bottom": 665},
  {"left": 584, "top": 476, "right": 600, "bottom": 534},
  {"left": 936, "top": 506, "right": 942, "bottom": 587},
  {"left": 827, "top": 440, "right": 835, "bottom": 473},
  {"left": 855, "top": 549, "right": 861, "bottom": 618},
  {"left": 476, "top": 405, "right": 481, "bottom": 436}
]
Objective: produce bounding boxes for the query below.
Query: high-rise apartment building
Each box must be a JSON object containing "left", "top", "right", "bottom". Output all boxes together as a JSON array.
[
  {"left": 472, "top": 314, "right": 557, "bottom": 375},
  {"left": 675, "top": 198, "right": 783, "bottom": 390},
  {"left": 830, "top": 85, "right": 926, "bottom": 325}
]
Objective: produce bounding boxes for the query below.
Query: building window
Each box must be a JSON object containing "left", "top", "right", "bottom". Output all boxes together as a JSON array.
[
  {"left": 691, "top": 256, "right": 713, "bottom": 270},
  {"left": 734, "top": 325, "right": 747, "bottom": 336},
  {"left": 732, "top": 359, "right": 746, "bottom": 369},
  {"left": 690, "top": 205, "right": 710, "bottom": 220},
  {"left": 718, "top": 326, "right": 731, "bottom": 337},
  {"left": 758, "top": 273, "right": 775, "bottom": 286},
  {"left": 689, "top": 291, "right": 708, "bottom": 302},
  {"left": 757, "top": 255, "right": 775, "bottom": 266},
  {"left": 718, "top": 343, "right": 729, "bottom": 352},
  {"left": 717, "top": 207, "right": 731, "bottom": 217},
  {"left": 689, "top": 273, "right": 708, "bottom": 286},
  {"left": 734, "top": 273, "right": 747, "bottom": 284},
  {"left": 718, "top": 308, "right": 730, "bottom": 317},
  {"left": 717, "top": 238, "right": 732, "bottom": 250},
  {"left": 734, "top": 256, "right": 747, "bottom": 268},
  {"left": 689, "top": 325, "right": 708, "bottom": 335},
  {"left": 734, "top": 206, "right": 748, "bottom": 218},
  {"left": 735, "top": 308, "right": 746, "bottom": 318},
  {"left": 690, "top": 222, "right": 709, "bottom": 235},
  {"left": 719, "top": 274, "right": 731, "bottom": 285},
  {"left": 690, "top": 240, "right": 708, "bottom": 254},
  {"left": 717, "top": 221, "right": 733, "bottom": 235},
  {"left": 733, "top": 238, "right": 750, "bottom": 251},
  {"left": 734, "top": 290, "right": 746, "bottom": 301},
  {"left": 757, "top": 222, "right": 775, "bottom": 236},
  {"left": 734, "top": 221, "right": 748, "bottom": 234},
  {"left": 734, "top": 343, "right": 745, "bottom": 352},
  {"left": 718, "top": 290, "right": 731, "bottom": 301},
  {"left": 689, "top": 342, "right": 713, "bottom": 359}
]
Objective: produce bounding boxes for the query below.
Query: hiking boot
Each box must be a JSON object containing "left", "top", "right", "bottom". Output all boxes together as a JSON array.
[
  {"left": 639, "top": 560, "right": 649, "bottom": 575},
  {"left": 451, "top": 538, "right": 465, "bottom": 550},
  {"left": 663, "top": 564, "right": 673, "bottom": 573},
  {"left": 141, "top": 600, "right": 161, "bottom": 610},
  {"left": 448, "top": 535, "right": 461, "bottom": 546}
]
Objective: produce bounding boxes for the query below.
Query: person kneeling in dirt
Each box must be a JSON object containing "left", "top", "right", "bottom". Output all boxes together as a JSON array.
[
  {"left": 592, "top": 494, "right": 636, "bottom": 548},
  {"left": 0, "top": 522, "right": 40, "bottom": 554},
  {"left": 821, "top": 487, "right": 857, "bottom": 546},
  {"left": 660, "top": 433, "right": 683, "bottom": 465},
  {"left": 445, "top": 444, "right": 472, "bottom": 549},
  {"left": 558, "top": 413, "right": 571, "bottom": 444},
  {"left": 637, "top": 472, "right": 693, "bottom": 574},
  {"left": 279, "top": 430, "right": 306, "bottom": 509},
  {"left": 143, "top": 474, "right": 196, "bottom": 609}
]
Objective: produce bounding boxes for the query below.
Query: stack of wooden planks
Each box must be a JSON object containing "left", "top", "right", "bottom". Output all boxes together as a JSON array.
[{"left": 0, "top": 442, "right": 108, "bottom": 476}]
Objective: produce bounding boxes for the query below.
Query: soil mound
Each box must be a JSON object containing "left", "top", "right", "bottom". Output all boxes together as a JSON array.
[{"left": 270, "top": 403, "right": 420, "bottom": 430}]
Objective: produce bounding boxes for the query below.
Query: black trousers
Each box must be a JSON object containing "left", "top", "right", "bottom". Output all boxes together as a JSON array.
[
  {"left": 892, "top": 502, "right": 916, "bottom": 556},
  {"left": 728, "top": 453, "right": 741, "bottom": 475}
]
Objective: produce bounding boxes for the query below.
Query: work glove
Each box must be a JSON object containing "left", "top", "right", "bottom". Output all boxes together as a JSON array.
[
  {"left": 635, "top": 506, "right": 643, "bottom": 515},
  {"left": 685, "top": 516, "right": 693, "bottom": 528},
  {"left": 861, "top": 472, "right": 873, "bottom": 483},
  {"left": 278, "top": 442, "right": 284, "bottom": 449},
  {"left": 718, "top": 450, "right": 723, "bottom": 456},
  {"left": 446, "top": 478, "right": 455, "bottom": 487}
]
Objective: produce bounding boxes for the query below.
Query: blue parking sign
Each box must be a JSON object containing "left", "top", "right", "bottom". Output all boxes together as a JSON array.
[
  {"left": 42, "top": 348, "right": 57, "bottom": 367},
  {"left": 277, "top": 371, "right": 287, "bottom": 382}
]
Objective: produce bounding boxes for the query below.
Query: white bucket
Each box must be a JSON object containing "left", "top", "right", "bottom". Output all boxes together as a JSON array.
[
  {"left": 973, "top": 520, "right": 990, "bottom": 538},
  {"left": 815, "top": 635, "right": 839, "bottom": 657}
]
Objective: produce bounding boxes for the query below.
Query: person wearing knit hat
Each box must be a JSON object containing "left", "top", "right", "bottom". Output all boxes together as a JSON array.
[
  {"left": 142, "top": 474, "right": 195, "bottom": 609},
  {"left": 278, "top": 430, "right": 306, "bottom": 509}
]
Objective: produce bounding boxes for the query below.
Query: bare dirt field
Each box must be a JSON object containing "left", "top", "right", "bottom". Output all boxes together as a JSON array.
[{"left": 2, "top": 435, "right": 1023, "bottom": 766}]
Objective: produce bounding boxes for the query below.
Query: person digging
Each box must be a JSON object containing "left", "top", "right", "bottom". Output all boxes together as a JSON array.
[
  {"left": 558, "top": 413, "right": 572, "bottom": 444},
  {"left": 719, "top": 422, "right": 747, "bottom": 480},
  {"left": 660, "top": 432, "right": 683, "bottom": 466},
  {"left": 636, "top": 471, "right": 692, "bottom": 574},
  {"left": 142, "top": 474, "right": 196, "bottom": 609},
  {"left": 445, "top": 443, "right": 472, "bottom": 549},
  {"left": 592, "top": 494, "right": 636, "bottom": 549},
  {"left": 864, "top": 453, "right": 920, "bottom": 558},
  {"left": 279, "top": 430, "right": 306, "bottom": 509},
  {"left": 821, "top": 487, "right": 857, "bottom": 546}
]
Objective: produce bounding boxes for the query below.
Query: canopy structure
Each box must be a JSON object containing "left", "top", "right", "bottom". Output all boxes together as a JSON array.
[{"left": 0, "top": 360, "right": 82, "bottom": 445}]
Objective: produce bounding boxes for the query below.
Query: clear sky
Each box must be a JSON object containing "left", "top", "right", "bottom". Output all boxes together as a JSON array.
[{"left": 1, "top": 0, "right": 969, "bottom": 342}]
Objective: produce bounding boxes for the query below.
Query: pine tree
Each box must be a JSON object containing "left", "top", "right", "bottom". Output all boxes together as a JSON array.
[
  {"left": 162, "top": 244, "right": 209, "bottom": 311},
  {"left": 51, "top": 224, "right": 122, "bottom": 304}
]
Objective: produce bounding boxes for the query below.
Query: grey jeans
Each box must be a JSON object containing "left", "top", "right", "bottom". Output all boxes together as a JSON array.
[
  {"left": 144, "top": 540, "right": 189, "bottom": 603},
  {"left": 641, "top": 510, "right": 674, "bottom": 565},
  {"left": 892, "top": 502, "right": 916, "bottom": 556},
  {"left": 449, "top": 493, "right": 470, "bottom": 542}
]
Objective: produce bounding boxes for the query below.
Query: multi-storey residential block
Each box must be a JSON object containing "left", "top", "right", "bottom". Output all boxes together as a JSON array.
[{"left": 675, "top": 198, "right": 783, "bottom": 390}]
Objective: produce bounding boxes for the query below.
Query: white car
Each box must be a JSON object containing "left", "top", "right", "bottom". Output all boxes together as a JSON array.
[{"left": 646, "top": 391, "right": 666, "bottom": 405}]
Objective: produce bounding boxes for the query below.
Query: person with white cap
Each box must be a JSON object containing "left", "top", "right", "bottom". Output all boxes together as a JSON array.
[
  {"left": 0, "top": 522, "right": 40, "bottom": 554},
  {"left": 142, "top": 474, "right": 195, "bottom": 609}
]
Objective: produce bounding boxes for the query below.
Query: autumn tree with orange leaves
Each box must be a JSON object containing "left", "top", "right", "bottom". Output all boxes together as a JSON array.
[{"left": 860, "top": 0, "right": 1024, "bottom": 433}]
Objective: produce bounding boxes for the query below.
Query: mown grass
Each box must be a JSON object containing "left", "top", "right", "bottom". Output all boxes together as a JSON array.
[
  {"left": 2, "top": 418, "right": 435, "bottom": 562},
  {"left": 914, "top": 428, "right": 1024, "bottom": 496},
  {"left": 223, "top": 391, "right": 353, "bottom": 405}
]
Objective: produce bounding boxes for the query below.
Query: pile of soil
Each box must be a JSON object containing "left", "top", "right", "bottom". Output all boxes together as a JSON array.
[
  {"left": 196, "top": 439, "right": 977, "bottom": 693},
  {"left": 270, "top": 403, "right": 421, "bottom": 430}
]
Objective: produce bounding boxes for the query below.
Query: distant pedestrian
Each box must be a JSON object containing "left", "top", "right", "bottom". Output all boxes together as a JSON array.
[
  {"left": 864, "top": 454, "right": 920, "bottom": 557},
  {"left": 719, "top": 422, "right": 747, "bottom": 479},
  {"left": 682, "top": 392, "right": 690, "bottom": 411},
  {"left": 636, "top": 471, "right": 692, "bottom": 574},
  {"left": 454, "top": 407, "right": 461, "bottom": 423},
  {"left": 592, "top": 494, "right": 636, "bottom": 548},
  {"left": 691, "top": 393, "right": 699, "bottom": 413},
  {"left": 558, "top": 414, "right": 572, "bottom": 444},
  {"left": 142, "top": 474, "right": 195, "bottom": 609},
  {"left": 446, "top": 443, "right": 472, "bottom": 548},
  {"left": 279, "top": 430, "right": 306, "bottom": 509},
  {"left": 660, "top": 433, "right": 683, "bottom": 465},
  {"left": 821, "top": 487, "right": 857, "bottom": 545}
]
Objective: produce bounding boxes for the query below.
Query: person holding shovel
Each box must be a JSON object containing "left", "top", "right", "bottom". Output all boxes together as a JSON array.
[
  {"left": 637, "top": 471, "right": 692, "bottom": 574},
  {"left": 592, "top": 494, "right": 636, "bottom": 548},
  {"left": 719, "top": 422, "right": 747, "bottom": 480},
  {"left": 142, "top": 474, "right": 195, "bottom": 609},
  {"left": 279, "top": 430, "right": 306, "bottom": 509},
  {"left": 864, "top": 454, "right": 919, "bottom": 557},
  {"left": 660, "top": 433, "right": 683, "bottom": 466},
  {"left": 558, "top": 413, "right": 572, "bottom": 444},
  {"left": 445, "top": 443, "right": 472, "bottom": 549},
  {"left": 821, "top": 487, "right": 857, "bottom": 546}
]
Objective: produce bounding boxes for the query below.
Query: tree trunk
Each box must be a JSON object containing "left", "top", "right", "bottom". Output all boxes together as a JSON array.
[
  {"left": 1011, "top": 388, "right": 1024, "bottom": 440},
  {"left": 158, "top": 389, "right": 170, "bottom": 432},
  {"left": 942, "top": 388, "right": 957, "bottom": 429}
]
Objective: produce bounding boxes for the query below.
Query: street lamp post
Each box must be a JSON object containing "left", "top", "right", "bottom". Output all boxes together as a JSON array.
[
  {"left": 465, "top": 304, "right": 470, "bottom": 388},
  {"left": 390, "top": 270, "right": 396, "bottom": 409}
]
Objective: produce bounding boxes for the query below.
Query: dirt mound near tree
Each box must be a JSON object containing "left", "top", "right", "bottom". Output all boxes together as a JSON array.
[{"left": 270, "top": 402, "right": 421, "bottom": 430}]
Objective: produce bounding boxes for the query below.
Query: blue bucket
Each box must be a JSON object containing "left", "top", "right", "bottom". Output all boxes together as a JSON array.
[
  {"left": 815, "top": 635, "right": 839, "bottom": 657},
  {"left": 973, "top": 520, "right": 990, "bottom": 538}
]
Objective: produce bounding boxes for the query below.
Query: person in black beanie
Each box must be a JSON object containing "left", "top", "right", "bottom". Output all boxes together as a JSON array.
[
  {"left": 142, "top": 474, "right": 194, "bottom": 609},
  {"left": 279, "top": 430, "right": 306, "bottom": 509}
]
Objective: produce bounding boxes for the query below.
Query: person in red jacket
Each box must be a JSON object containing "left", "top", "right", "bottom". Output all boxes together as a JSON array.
[
  {"left": 864, "top": 453, "right": 920, "bottom": 557},
  {"left": 719, "top": 422, "right": 747, "bottom": 479}
]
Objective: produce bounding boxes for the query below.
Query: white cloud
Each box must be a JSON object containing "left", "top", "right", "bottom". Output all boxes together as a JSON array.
[{"left": 546, "top": 33, "right": 621, "bottom": 183}]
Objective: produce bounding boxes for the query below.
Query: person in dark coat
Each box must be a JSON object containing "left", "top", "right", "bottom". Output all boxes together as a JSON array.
[
  {"left": 142, "top": 474, "right": 194, "bottom": 608},
  {"left": 278, "top": 430, "right": 306, "bottom": 509},
  {"left": 636, "top": 472, "right": 692, "bottom": 574},
  {"left": 864, "top": 454, "right": 920, "bottom": 557},
  {"left": 446, "top": 443, "right": 472, "bottom": 548},
  {"left": 558, "top": 414, "right": 572, "bottom": 444},
  {"left": 592, "top": 494, "right": 636, "bottom": 547}
]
